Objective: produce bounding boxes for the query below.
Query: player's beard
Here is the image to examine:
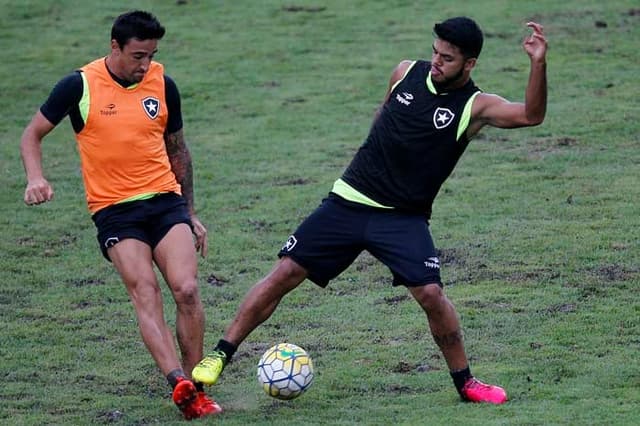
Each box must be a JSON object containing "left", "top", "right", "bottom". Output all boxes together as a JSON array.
[{"left": 434, "top": 64, "right": 466, "bottom": 92}]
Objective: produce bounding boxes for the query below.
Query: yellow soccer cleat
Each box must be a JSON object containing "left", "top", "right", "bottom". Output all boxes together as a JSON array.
[{"left": 192, "top": 350, "right": 227, "bottom": 385}]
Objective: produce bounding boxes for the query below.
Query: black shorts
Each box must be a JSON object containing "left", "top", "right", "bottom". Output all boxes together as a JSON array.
[
  {"left": 91, "top": 192, "right": 192, "bottom": 261},
  {"left": 278, "top": 193, "right": 442, "bottom": 288}
]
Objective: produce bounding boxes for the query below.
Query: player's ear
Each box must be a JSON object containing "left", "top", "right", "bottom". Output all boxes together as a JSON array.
[
  {"left": 464, "top": 57, "right": 477, "bottom": 72},
  {"left": 110, "top": 39, "right": 121, "bottom": 54}
]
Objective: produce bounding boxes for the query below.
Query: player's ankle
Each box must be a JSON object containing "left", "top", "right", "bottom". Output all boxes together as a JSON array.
[
  {"left": 214, "top": 339, "right": 237, "bottom": 363},
  {"left": 166, "top": 368, "right": 187, "bottom": 389}
]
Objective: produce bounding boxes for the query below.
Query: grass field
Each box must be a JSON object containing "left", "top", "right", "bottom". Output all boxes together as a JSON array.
[{"left": 1, "top": 0, "right": 638, "bottom": 425}]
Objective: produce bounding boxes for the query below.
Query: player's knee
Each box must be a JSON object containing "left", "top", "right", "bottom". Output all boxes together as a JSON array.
[
  {"left": 412, "top": 283, "right": 445, "bottom": 312},
  {"left": 172, "top": 279, "right": 201, "bottom": 306},
  {"left": 276, "top": 258, "right": 307, "bottom": 285},
  {"left": 126, "top": 276, "right": 161, "bottom": 304}
]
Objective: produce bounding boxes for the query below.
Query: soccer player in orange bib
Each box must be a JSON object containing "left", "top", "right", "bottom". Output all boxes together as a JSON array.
[{"left": 20, "top": 10, "right": 221, "bottom": 420}]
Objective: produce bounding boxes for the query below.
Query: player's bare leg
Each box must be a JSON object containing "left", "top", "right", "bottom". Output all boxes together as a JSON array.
[
  {"left": 408, "top": 284, "right": 507, "bottom": 404},
  {"left": 193, "top": 257, "right": 307, "bottom": 385},
  {"left": 154, "top": 223, "right": 205, "bottom": 376},
  {"left": 408, "top": 284, "right": 468, "bottom": 370},
  {"left": 109, "top": 239, "right": 183, "bottom": 375},
  {"left": 227, "top": 257, "right": 307, "bottom": 345},
  {"left": 110, "top": 237, "right": 220, "bottom": 418}
]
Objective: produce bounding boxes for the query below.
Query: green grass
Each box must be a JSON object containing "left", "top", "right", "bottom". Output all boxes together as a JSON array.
[{"left": 1, "top": 0, "right": 639, "bottom": 424}]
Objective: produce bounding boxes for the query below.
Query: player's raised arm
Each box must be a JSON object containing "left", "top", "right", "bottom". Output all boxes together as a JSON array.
[{"left": 471, "top": 22, "right": 547, "bottom": 130}]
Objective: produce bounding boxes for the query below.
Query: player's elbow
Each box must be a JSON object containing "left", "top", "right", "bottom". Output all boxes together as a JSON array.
[
  {"left": 526, "top": 116, "right": 544, "bottom": 126},
  {"left": 523, "top": 110, "right": 546, "bottom": 127}
]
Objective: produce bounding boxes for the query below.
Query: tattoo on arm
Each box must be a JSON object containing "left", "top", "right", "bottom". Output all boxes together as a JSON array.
[{"left": 165, "top": 129, "right": 195, "bottom": 213}]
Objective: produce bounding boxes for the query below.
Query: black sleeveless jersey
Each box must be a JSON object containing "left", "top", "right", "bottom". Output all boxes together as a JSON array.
[{"left": 341, "top": 60, "right": 480, "bottom": 218}]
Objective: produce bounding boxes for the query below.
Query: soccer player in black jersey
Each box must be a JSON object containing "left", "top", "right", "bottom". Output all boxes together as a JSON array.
[{"left": 194, "top": 17, "right": 547, "bottom": 404}]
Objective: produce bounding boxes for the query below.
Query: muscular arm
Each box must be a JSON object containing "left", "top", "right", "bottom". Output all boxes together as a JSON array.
[
  {"left": 21, "top": 73, "right": 82, "bottom": 205},
  {"left": 163, "top": 76, "right": 208, "bottom": 256},
  {"left": 164, "top": 76, "right": 195, "bottom": 213},
  {"left": 468, "top": 22, "right": 547, "bottom": 135},
  {"left": 165, "top": 129, "right": 195, "bottom": 213},
  {"left": 21, "top": 111, "right": 56, "bottom": 205},
  {"left": 165, "top": 128, "right": 208, "bottom": 257}
]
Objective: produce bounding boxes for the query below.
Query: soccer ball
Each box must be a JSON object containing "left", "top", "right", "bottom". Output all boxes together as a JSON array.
[{"left": 257, "top": 343, "right": 314, "bottom": 400}]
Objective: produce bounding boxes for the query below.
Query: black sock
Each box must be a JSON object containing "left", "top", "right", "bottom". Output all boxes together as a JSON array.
[
  {"left": 215, "top": 339, "right": 237, "bottom": 362},
  {"left": 167, "top": 368, "right": 186, "bottom": 389},
  {"left": 450, "top": 366, "right": 473, "bottom": 396}
]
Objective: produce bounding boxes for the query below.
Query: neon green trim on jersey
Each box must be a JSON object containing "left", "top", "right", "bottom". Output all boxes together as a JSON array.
[
  {"left": 79, "top": 71, "right": 90, "bottom": 124},
  {"left": 78, "top": 70, "right": 138, "bottom": 125},
  {"left": 426, "top": 71, "right": 438, "bottom": 95},
  {"left": 116, "top": 192, "right": 163, "bottom": 204},
  {"left": 331, "top": 179, "right": 393, "bottom": 209},
  {"left": 457, "top": 91, "right": 481, "bottom": 141},
  {"left": 390, "top": 61, "right": 417, "bottom": 93}
]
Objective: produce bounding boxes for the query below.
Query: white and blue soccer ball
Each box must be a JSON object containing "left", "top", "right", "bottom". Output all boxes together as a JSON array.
[{"left": 257, "top": 343, "right": 314, "bottom": 400}]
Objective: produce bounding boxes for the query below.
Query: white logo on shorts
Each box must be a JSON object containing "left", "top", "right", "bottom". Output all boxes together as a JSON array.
[
  {"left": 105, "top": 237, "right": 120, "bottom": 248},
  {"left": 282, "top": 235, "right": 297, "bottom": 252},
  {"left": 424, "top": 257, "right": 440, "bottom": 269}
]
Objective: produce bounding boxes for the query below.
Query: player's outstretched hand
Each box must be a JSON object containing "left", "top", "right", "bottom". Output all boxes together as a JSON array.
[{"left": 523, "top": 22, "right": 547, "bottom": 63}]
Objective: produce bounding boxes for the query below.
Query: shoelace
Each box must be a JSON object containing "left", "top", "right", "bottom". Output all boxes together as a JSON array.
[{"left": 201, "top": 350, "right": 226, "bottom": 366}]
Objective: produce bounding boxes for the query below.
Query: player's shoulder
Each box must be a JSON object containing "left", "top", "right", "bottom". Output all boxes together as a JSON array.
[
  {"left": 57, "top": 71, "right": 83, "bottom": 88},
  {"left": 389, "top": 59, "right": 418, "bottom": 83},
  {"left": 48, "top": 71, "right": 83, "bottom": 101},
  {"left": 394, "top": 59, "right": 416, "bottom": 73},
  {"left": 163, "top": 73, "right": 177, "bottom": 86}
]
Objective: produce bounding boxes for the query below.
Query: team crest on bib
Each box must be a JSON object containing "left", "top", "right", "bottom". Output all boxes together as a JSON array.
[
  {"left": 142, "top": 96, "right": 160, "bottom": 119},
  {"left": 433, "top": 107, "right": 455, "bottom": 129}
]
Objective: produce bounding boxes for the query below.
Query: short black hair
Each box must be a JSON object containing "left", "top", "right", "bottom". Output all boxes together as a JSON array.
[
  {"left": 111, "top": 10, "right": 165, "bottom": 48},
  {"left": 433, "top": 17, "right": 483, "bottom": 59}
]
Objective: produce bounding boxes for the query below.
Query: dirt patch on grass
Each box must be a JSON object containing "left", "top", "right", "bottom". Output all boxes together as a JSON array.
[
  {"left": 375, "top": 294, "right": 410, "bottom": 306},
  {"left": 66, "top": 277, "right": 106, "bottom": 287},
  {"left": 282, "top": 5, "right": 326, "bottom": 13},
  {"left": 206, "top": 273, "right": 227, "bottom": 287},
  {"left": 275, "top": 177, "right": 312, "bottom": 186},
  {"left": 591, "top": 264, "right": 638, "bottom": 282}
]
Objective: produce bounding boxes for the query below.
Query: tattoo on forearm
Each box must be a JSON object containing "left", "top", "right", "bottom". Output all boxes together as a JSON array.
[
  {"left": 165, "top": 130, "right": 194, "bottom": 211},
  {"left": 433, "top": 330, "right": 463, "bottom": 349}
]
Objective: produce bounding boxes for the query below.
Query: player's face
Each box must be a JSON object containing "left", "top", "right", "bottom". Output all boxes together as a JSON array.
[
  {"left": 430, "top": 38, "right": 476, "bottom": 89},
  {"left": 111, "top": 38, "right": 158, "bottom": 83}
]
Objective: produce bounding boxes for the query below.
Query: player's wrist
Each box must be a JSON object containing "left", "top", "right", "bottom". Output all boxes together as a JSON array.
[{"left": 530, "top": 57, "right": 546, "bottom": 66}]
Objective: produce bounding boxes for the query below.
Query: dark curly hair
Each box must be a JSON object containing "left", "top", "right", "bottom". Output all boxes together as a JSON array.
[
  {"left": 111, "top": 10, "right": 165, "bottom": 48},
  {"left": 433, "top": 17, "right": 483, "bottom": 59}
]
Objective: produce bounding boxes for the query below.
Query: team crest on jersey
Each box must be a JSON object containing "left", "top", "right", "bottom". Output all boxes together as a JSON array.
[
  {"left": 433, "top": 107, "right": 455, "bottom": 129},
  {"left": 141, "top": 97, "right": 160, "bottom": 119}
]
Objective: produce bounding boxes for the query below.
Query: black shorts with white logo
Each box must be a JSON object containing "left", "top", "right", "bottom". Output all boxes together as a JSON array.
[
  {"left": 92, "top": 192, "right": 192, "bottom": 261},
  {"left": 278, "top": 193, "right": 442, "bottom": 288}
]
